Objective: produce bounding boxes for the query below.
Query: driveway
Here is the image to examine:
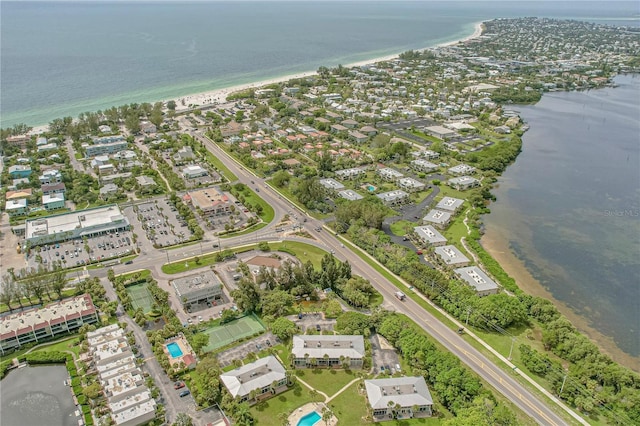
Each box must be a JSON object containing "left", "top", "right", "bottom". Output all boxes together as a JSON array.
[{"left": 369, "top": 333, "right": 401, "bottom": 376}]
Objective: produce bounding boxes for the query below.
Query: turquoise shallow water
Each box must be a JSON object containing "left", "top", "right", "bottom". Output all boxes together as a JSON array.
[{"left": 1, "top": 1, "right": 638, "bottom": 127}]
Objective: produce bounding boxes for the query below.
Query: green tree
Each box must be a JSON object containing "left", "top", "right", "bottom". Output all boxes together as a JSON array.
[
  {"left": 261, "top": 290, "right": 295, "bottom": 318},
  {"left": 271, "top": 170, "right": 291, "bottom": 188},
  {"left": 191, "top": 333, "right": 209, "bottom": 354},
  {"left": 335, "top": 311, "right": 371, "bottom": 335},
  {"left": 231, "top": 278, "right": 261, "bottom": 313},
  {"left": 172, "top": 413, "right": 193, "bottom": 426},
  {"left": 270, "top": 317, "right": 298, "bottom": 341}
]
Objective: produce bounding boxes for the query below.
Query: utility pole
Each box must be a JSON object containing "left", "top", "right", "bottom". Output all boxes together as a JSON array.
[
  {"left": 559, "top": 372, "right": 568, "bottom": 396},
  {"left": 465, "top": 308, "right": 471, "bottom": 326},
  {"left": 508, "top": 337, "right": 515, "bottom": 361}
]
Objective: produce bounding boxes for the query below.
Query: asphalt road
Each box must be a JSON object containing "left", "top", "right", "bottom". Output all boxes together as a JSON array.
[{"left": 73, "top": 128, "right": 572, "bottom": 425}]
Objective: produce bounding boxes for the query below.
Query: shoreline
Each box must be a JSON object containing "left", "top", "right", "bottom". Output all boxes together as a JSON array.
[
  {"left": 168, "top": 21, "right": 484, "bottom": 113},
  {"left": 481, "top": 227, "right": 640, "bottom": 371},
  {"left": 27, "top": 21, "right": 483, "bottom": 134}
]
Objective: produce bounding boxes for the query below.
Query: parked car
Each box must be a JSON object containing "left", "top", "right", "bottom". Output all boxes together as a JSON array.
[
  {"left": 315, "top": 324, "right": 321, "bottom": 332},
  {"left": 174, "top": 381, "right": 185, "bottom": 390},
  {"left": 179, "top": 390, "right": 190, "bottom": 397},
  {"left": 124, "top": 260, "right": 133, "bottom": 265}
]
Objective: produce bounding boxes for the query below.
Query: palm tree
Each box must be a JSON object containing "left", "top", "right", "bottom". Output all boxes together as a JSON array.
[
  {"left": 323, "top": 353, "right": 330, "bottom": 367},
  {"left": 322, "top": 408, "right": 333, "bottom": 426},
  {"left": 271, "top": 380, "right": 279, "bottom": 394}
]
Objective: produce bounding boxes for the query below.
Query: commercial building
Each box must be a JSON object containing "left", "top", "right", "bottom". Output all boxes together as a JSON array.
[
  {"left": 436, "top": 197, "right": 464, "bottom": 213},
  {"left": 434, "top": 245, "right": 470, "bottom": 268},
  {"left": 424, "top": 125, "right": 457, "bottom": 140},
  {"left": 220, "top": 356, "right": 288, "bottom": 404},
  {"left": 422, "top": 209, "right": 452, "bottom": 229},
  {"left": 182, "top": 165, "right": 208, "bottom": 179},
  {"left": 413, "top": 226, "right": 447, "bottom": 247},
  {"left": 338, "top": 189, "right": 364, "bottom": 201},
  {"left": 291, "top": 335, "right": 365, "bottom": 369},
  {"left": 6, "top": 134, "right": 30, "bottom": 148},
  {"left": 447, "top": 176, "right": 480, "bottom": 191},
  {"left": 0, "top": 294, "right": 99, "bottom": 355},
  {"left": 87, "top": 324, "right": 156, "bottom": 426},
  {"left": 318, "top": 178, "right": 345, "bottom": 192},
  {"left": 171, "top": 271, "right": 223, "bottom": 308},
  {"left": 376, "top": 190, "right": 409, "bottom": 206},
  {"left": 454, "top": 266, "right": 499, "bottom": 296},
  {"left": 364, "top": 377, "right": 433, "bottom": 422},
  {"left": 185, "top": 187, "right": 231, "bottom": 216},
  {"left": 25, "top": 204, "right": 130, "bottom": 247}
]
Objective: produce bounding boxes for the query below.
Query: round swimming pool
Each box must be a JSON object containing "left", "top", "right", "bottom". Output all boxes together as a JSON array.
[{"left": 297, "top": 411, "right": 321, "bottom": 426}]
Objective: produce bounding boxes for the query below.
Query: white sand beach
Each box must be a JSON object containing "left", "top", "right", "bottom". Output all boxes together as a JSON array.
[{"left": 169, "top": 21, "right": 484, "bottom": 112}]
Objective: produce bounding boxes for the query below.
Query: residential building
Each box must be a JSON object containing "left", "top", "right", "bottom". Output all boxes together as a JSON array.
[
  {"left": 338, "top": 189, "right": 364, "bottom": 201},
  {"left": 349, "top": 130, "right": 369, "bottom": 143},
  {"left": 422, "top": 209, "right": 452, "bottom": 229},
  {"left": 318, "top": 178, "right": 345, "bottom": 192},
  {"left": 435, "top": 197, "right": 464, "bottom": 213},
  {"left": 8, "top": 165, "right": 32, "bottom": 179},
  {"left": 5, "top": 198, "right": 28, "bottom": 216},
  {"left": 87, "top": 324, "right": 156, "bottom": 426},
  {"left": 25, "top": 204, "right": 130, "bottom": 247},
  {"left": 291, "top": 335, "right": 365, "bottom": 369},
  {"left": 377, "top": 167, "right": 404, "bottom": 181},
  {"left": 335, "top": 167, "right": 366, "bottom": 180},
  {"left": 37, "top": 142, "right": 57, "bottom": 153},
  {"left": 41, "top": 182, "right": 66, "bottom": 196},
  {"left": 421, "top": 150, "right": 440, "bottom": 160},
  {"left": 410, "top": 159, "right": 438, "bottom": 173},
  {"left": 447, "top": 176, "right": 480, "bottom": 191},
  {"left": 330, "top": 124, "right": 348, "bottom": 133},
  {"left": 98, "top": 164, "right": 116, "bottom": 176},
  {"left": 454, "top": 266, "right": 499, "bottom": 296},
  {"left": 364, "top": 377, "right": 433, "bottom": 422},
  {"left": 434, "top": 245, "right": 471, "bottom": 268},
  {"left": 42, "top": 193, "right": 65, "bottom": 211},
  {"left": 398, "top": 177, "right": 426, "bottom": 193},
  {"left": 220, "top": 121, "right": 243, "bottom": 137},
  {"left": 6, "top": 134, "right": 30, "bottom": 148},
  {"left": 90, "top": 155, "right": 111, "bottom": 168},
  {"left": 173, "top": 146, "right": 196, "bottom": 164},
  {"left": 83, "top": 140, "right": 128, "bottom": 158},
  {"left": 360, "top": 126, "right": 378, "bottom": 136},
  {"left": 100, "top": 184, "right": 119, "bottom": 196},
  {"left": 376, "top": 190, "right": 409, "bottom": 206},
  {"left": 282, "top": 158, "right": 301, "bottom": 168},
  {"left": 448, "top": 164, "right": 476, "bottom": 176},
  {"left": 5, "top": 188, "right": 32, "bottom": 201},
  {"left": 135, "top": 176, "right": 156, "bottom": 187},
  {"left": 185, "top": 187, "right": 230, "bottom": 216},
  {"left": 341, "top": 119, "right": 358, "bottom": 128},
  {"left": 39, "top": 169, "right": 62, "bottom": 185},
  {"left": 0, "top": 294, "right": 99, "bottom": 355},
  {"left": 140, "top": 121, "right": 157, "bottom": 134},
  {"left": 171, "top": 271, "right": 223, "bottom": 308},
  {"left": 182, "top": 165, "right": 208, "bottom": 179},
  {"left": 93, "top": 135, "right": 125, "bottom": 145},
  {"left": 413, "top": 226, "right": 447, "bottom": 247},
  {"left": 220, "top": 356, "right": 288, "bottom": 404}
]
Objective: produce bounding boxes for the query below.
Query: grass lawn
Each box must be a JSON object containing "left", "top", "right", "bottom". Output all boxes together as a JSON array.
[
  {"left": 116, "top": 268, "right": 152, "bottom": 281},
  {"left": 269, "top": 241, "right": 329, "bottom": 270},
  {"left": 295, "top": 369, "right": 357, "bottom": 397},
  {"left": 219, "top": 221, "right": 269, "bottom": 238},
  {"left": 390, "top": 220, "right": 414, "bottom": 236},
  {"left": 250, "top": 383, "right": 325, "bottom": 426},
  {"left": 203, "top": 149, "right": 238, "bottom": 181},
  {"left": 31, "top": 336, "right": 81, "bottom": 359},
  {"left": 238, "top": 186, "right": 275, "bottom": 224},
  {"left": 441, "top": 209, "right": 471, "bottom": 255}
]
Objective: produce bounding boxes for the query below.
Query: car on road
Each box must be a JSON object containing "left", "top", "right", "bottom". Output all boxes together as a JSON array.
[
  {"left": 124, "top": 260, "right": 133, "bottom": 265},
  {"left": 402, "top": 236, "right": 408, "bottom": 241},
  {"left": 255, "top": 188, "right": 260, "bottom": 192},
  {"left": 316, "top": 324, "right": 321, "bottom": 332},
  {"left": 315, "top": 227, "right": 321, "bottom": 232},
  {"left": 179, "top": 390, "right": 190, "bottom": 397},
  {"left": 416, "top": 250, "right": 423, "bottom": 255},
  {"left": 174, "top": 381, "right": 185, "bottom": 389}
]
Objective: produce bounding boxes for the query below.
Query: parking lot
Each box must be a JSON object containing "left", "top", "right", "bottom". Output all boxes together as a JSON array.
[
  {"left": 370, "top": 333, "right": 401, "bottom": 376},
  {"left": 216, "top": 332, "right": 277, "bottom": 368},
  {"left": 123, "top": 198, "right": 194, "bottom": 248},
  {"left": 291, "top": 313, "right": 337, "bottom": 333},
  {"left": 27, "top": 228, "right": 136, "bottom": 270}
]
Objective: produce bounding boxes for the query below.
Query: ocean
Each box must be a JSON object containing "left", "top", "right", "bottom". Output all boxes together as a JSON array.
[
  {"left": 1, "top": 1, "right": 638, "bottom": 128},
  {"left": 482, "top": 75, "right": 640, "bottom": 361}
]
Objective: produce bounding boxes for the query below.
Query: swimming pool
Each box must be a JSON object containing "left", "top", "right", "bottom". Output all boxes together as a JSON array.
[
  {"left": 297, "top": 411, "right": 321, "bottom": 426},
  {"left": 367, "top": 185, "right": 376, "bottom": 192},
  {"left": 167, "top": 342, "right": 183, "bottom": 358}
]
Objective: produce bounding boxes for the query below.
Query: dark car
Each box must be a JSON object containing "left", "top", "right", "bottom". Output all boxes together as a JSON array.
[
  {"left": 124, "top": 260, "right": 133, "bottom": 265},
  {"left": 316, "top": 324, "right": 321, "bottom": 332},
  {"left": 179, "top": 390, "right": 190, "bottom": 397}
]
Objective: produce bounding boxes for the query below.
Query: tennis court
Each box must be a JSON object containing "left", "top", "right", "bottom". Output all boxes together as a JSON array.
[
  {"left": 202, "top": 315, "right": 265, "bottom": 353},
  {"left": 126, "top": 282, "right": 155, "bottom": 313}
]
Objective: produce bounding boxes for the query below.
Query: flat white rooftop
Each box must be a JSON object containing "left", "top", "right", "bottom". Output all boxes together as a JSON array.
[{"left": 25, "top": 205, "right": 127, "bottom": 240}]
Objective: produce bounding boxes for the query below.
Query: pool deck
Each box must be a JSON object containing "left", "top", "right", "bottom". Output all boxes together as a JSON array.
[{"left": 288, "top": 402, "right": 338, "bottom": 426}]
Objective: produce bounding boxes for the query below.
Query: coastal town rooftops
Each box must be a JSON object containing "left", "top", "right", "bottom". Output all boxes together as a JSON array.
[
  {"left": 365, "top": 376, "right": 433, "bottom": 410},
  {"left": 414, "top": 225, "right": 447, "bottom": 245},
  {"left": 5, "top": 199, "right": 27, "bottom": 210},
  {"left": 454, "top": 266, "right": 499, "bottom": 294},
  {"left": 5, "top": 188, "right": 32, "bottom": 200},
  {"left": 25, "top": 205, "right": 128, "bottom": 240},
  {"left": 291, "top": 335, "right": 365, "bottom": 359},
  {"left": 319, "top": 178, "right": 345, "bottom": 191},
  {"left": 220, "top": 356, "right": 286, "bottom": 398},
  {"left": 448, "top": 164, "right": 476, "bottom": 175},
  {"left": 1, "top": 294, "right": 96, "bottom": 340},
  {"left": 422, "top": 209, "right": 451, "bottom": 225},
  {"left": 434, "top": 245, "right": 470, "bottom": 266}
]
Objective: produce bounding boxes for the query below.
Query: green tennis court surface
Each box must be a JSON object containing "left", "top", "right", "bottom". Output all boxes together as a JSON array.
[
  {"left": 126, "top": 283, "right": 154, "bottom": 313},
  {"left": 202, "top": 315, "right": 265, "bottom": 353}
]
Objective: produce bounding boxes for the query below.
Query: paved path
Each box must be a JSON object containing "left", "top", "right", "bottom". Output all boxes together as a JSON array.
[
  {"left": 294, "top": 376, "right": 329, "bottom": 401},
  {"left": 325, "top": 377, "right": 360, "bottom": 403}
]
